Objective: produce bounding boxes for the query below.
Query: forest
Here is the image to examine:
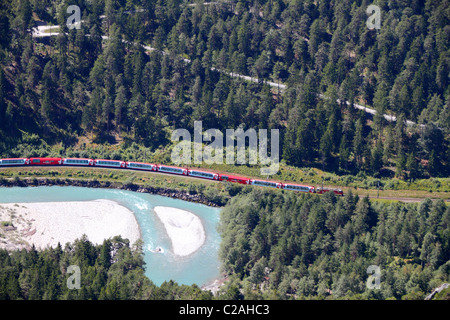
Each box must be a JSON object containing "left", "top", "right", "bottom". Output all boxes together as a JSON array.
[
  {"left": 0, "top": 0, "right": 448, "bottom": 179},
  {"left": 0, "top": 235, "right": 214, "bottom": 300},
  {"left": 1, "top": 188, "right": 448, "bottom": 300},
  {"left": 217, "top": 188, "right": 450, "bottom": 300},
  {"left": 0, "top": 0, "right": 449, "bottom": 302}
]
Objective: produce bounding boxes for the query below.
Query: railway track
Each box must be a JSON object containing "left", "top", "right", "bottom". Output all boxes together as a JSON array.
[
  {"left": 1, "top": 159, "right": 449, "bottom": 203},
  {"left": 31, "top": 23, "right": 426, "bottom": 128}
]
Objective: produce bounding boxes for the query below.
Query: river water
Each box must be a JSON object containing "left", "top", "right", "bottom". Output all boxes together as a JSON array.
[{"left": 0, "top": 186, "right": 222, "bottom": 287}]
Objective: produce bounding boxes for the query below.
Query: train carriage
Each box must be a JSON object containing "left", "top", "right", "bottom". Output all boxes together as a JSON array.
[
  {"left": 94, "top": 159, "right": 126, "bottom": 168},
  {"left": 126, "top": 162, "right": 157, "bottom": 171},
  {"left": 250, "top": 179, "right": 282, "bottom": 188},
  {"left": 316, "top": 187, "right": 344, "bottom": 196},
  {"left": 283, "top": 184, "right": 315, "bottom": 193},
  {"left": 334, "top": 189, "right": 344, "bottom": 196},
  {"left": 188, "top": 170, "right": 219, "bottom": 180},
  {"left": 218, "top": 174, "right": 250, "bottom": 184},
  {"left": 0, "top": 158, "right": 30, "bottom": 166},
  {"left": 29, "top": 158, "right": 62, "bottom": 165},
  {"left": 157, "top": 165, "right": 187, "bottom": 175},
  {"left": 62, "top": 158, "right": 94, "bottom": 166}
]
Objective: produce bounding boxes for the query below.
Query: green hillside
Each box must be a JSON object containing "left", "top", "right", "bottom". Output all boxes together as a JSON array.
[
  {"left": 0, "top": 0, "right": 449, "bottom": 181},
  {"left": 0, "top": 0, "right": 449, "bottom": 302}
]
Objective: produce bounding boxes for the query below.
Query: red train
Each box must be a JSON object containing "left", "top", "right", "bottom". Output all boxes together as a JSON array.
[
  {"left": 316, "top": 187, "right": 344, "bottom": 196},
  {"left": 219, "top": 175, "right": 250, "bottom": 185},
  {"left": 0, "top": 157, "right": 344, "bottom": 196},
  {"left": 29, "top": 157, "right": 62, "bottom": 165}
]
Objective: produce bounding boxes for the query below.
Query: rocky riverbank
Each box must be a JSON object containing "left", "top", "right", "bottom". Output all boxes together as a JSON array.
[{"left": 0, "top": 177, "right": 223, "bottom": 207}]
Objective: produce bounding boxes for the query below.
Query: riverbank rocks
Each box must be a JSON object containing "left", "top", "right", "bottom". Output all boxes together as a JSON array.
[{"left": 0, "top": 178, "right": 221, "bottom": 207}]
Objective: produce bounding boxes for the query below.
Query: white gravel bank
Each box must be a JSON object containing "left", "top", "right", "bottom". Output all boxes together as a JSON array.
[
  {"left": 154, "top": 206, "right": 205, "bottom": 256},
  {"left": 0, "top": 199, "right": 141, "bottom": 250}
]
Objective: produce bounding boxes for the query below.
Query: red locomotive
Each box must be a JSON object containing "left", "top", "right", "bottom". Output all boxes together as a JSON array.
[
  {"left": 316, "top": 187, "right": 344, "bottom": 196},
  {"left": 219, "top": 174, "right": 250, "bottom": 184},
  {"left": 29, "top": 157, "right": 62, "bottom": 165}
]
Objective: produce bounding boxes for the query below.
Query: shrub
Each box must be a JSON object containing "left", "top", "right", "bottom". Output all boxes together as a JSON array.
[{"left": 1, "top": 221, "right": 12, "bottom": 227}]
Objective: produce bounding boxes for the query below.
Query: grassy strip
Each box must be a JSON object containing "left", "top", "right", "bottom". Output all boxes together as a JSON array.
[
  {"left": 0, "top": 166, "right": 217, "bottom": 189},
  {"left": 191, "top": 162, "right": 450, "bottom": 195},
  {"left": 0, "top": 166, "right": 449, "bottom": 202}
]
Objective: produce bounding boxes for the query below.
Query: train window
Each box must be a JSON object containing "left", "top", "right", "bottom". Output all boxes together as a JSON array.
[
  {"left": 131, "top": 163, "right": 152, "bottom": 169},
  {"left": 33, "top": 159, "right": 40, "bottom": 163},
  {"left": 191, "top": 171, "right": 213, "bottom": 178},
  {"left": 5, "top": 160, "right": 19, "bottom": 164},
  {"left": 98, "top": 161, "right": 119, "bottom": 165},
  {"left": 288, "top": 185, "right": 309, "bottom": 191},
  {"left": 68, "top": 159, "right": 86, "bottom": 164},
  {"left": 3, "top": 159, "right": 24, "bottom": 164},
  {"left": 254, "top": 181, "right": 276, "bottom": 187},
  {"left": 161, "top": 167, "right": 181, "bottom": 172}
]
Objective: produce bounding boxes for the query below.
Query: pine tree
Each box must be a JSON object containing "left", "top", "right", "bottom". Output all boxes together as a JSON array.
[
  {"left": 406, "top": 152, "right": 419, "bottom": 181},
  {"left": 40, "top": 89, "right": 52, "bottom": 130},
  {"left": 339, "top": 134, "right": 350, "bottom": 171},
  {"left": 114, "top": 85, "right": 127, "bottom": 132},
  {"left": 283, "top": 125, "right": 299, "bottom": 166},
  {"left": 296, "top": 112, "right": 315, "bottom": 163},
  {"left": 223, "top": 87, "right": 239, "bottom": 128},
  {"left": 320, "top": 130, "right": 333, "bottom": 170},
  {"left": 396, "top": 150, "right": 406, "bottom": 179},
  {"left": 6, "top": 274, "right": 21, "bottom": 300},
  {"left": 352, "top": 196, "right": 376, "bottom": 235},
  {"left": 12, "top": 0, "right": 32, "bottom": 36},
  {"left": 373, "top": 81, "right": 389, "bottom": 138},
  {"left": 0, "top": 67, "right": 6, "bottom": 124},
  {"left": 102, "top": 95, "right": 113, "bottom": 131},
  {"left": 99, "top": 240, "right": 112, "bottom": 269},
  {"left": 0, "top": 4, "right": 10, "bottom": 50},
  {"left": 394, "top": 114, "right": 406, "bottom": 157},
  {"left": 428, "top": 150, "right": 438, "bottom": 177},
  {"left": 353, "top": 119, "right": 365, "bottom": 170},
  {"left": 420, "top": 233, "right": 437, "bottom": 268},
  {"left": 371, "top": 141, "right": 383, "bottom": 176}
]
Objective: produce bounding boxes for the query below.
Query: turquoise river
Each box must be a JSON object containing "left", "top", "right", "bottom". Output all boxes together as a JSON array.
[{"left": 0, "top": 186, "right": 222, "bottom": 287}]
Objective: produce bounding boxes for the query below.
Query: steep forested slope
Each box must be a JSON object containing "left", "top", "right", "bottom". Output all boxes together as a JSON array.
[
  {"left": 217, "top": 188, "right": 450, "bottom": 299},
  {"left": 0, "top": 235, "right": 213, "bottom": 300},
  {"left": 0, "top": 0, "right": 449, "bottom": 179}
]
